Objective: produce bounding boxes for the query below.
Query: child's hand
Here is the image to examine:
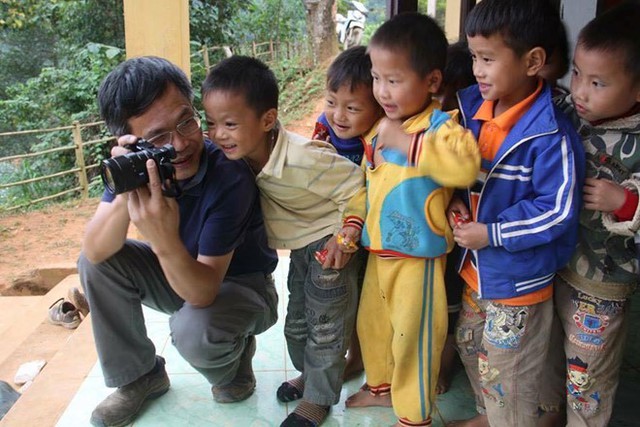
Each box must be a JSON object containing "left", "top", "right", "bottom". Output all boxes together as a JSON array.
[
  {"left": 317, "top": 236, "right": 352, "bottom": 270},
  {"left": 336, "top": 227, "right": 361, "bottom": 253},
  {"left": 447, "top": 197, "right": 471, "bottom": 229},
  {"left": 583, "top": 178, "right": 626, "bottom": 213},
  {"left": 453, "top": 222, "right": 489, "bottom": 250}
]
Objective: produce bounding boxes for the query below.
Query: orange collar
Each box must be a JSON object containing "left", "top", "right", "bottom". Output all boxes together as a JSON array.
[{"left": 473, "top": 79, "right": 544, "bottom": 132}]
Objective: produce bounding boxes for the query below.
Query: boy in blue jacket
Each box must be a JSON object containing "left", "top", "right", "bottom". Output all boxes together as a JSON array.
[{"left": 446, "top": 1, "right": 585, "bottom": 426}]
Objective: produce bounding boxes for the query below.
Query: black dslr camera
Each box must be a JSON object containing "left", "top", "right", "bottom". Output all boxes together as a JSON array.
[{"left": 101, "top": 139, "right": 180, "bottom": 197}]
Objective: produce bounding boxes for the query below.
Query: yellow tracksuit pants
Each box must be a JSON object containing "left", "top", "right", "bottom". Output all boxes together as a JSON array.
[{"left": 357, "top": 253, "right": 448, "bottom": 424}]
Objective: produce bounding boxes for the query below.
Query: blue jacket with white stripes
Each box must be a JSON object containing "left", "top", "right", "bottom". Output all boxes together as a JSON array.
[{"left": 456, "top": 83, "right": 585, "bottom": 300}]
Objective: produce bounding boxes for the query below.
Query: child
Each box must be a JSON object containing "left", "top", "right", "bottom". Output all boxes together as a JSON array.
[
  {"left": 312, "top": 45, "right": 383, "bottom": 166},
  {"left": 312, "top": 45, "right": 383, "bottom": 382},
  {"left": 447, "top": 0, "right": 585, "bottom": 426},
  {"left": 540, "top": 4, "right": 640, "bottom": 426},
  {"left": 202, "top": 55, "right": 364, "bottom": 427},
  {"left": 337, "top": 13, "right": 481, "bottom": 427},
  {"left": 436, "top": 40, "right": 477, "bottom": 395}
]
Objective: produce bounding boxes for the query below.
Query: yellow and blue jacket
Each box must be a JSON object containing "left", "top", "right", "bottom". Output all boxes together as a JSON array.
[{"left": 343, "top": 101, "right": 480, "bottom": 258}]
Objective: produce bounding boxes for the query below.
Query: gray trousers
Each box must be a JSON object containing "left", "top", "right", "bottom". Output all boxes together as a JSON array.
[
  {"left": 78, "top": 239, "right": 278, "bottom": 388},
  {"left": 285, "top": 236, "right": 362, "bottom": 406},
  {"left": 456, "top": 287, "right": 553, "bottom": 427},
  {"left": 540, "top": 277, "right": 630, "bottom": 427}
]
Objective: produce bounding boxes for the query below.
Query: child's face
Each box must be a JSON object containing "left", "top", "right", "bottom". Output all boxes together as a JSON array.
[
  {"left": 468, "top": 34, "right": 536, "bottom": 113},
  {"left": 570, "top": 44, "right": 640, "bottom": 123},
  {"left": 369, "top": 46, "right": 440, "bottom": 121},
  {"left": 324, "top": 83, "right": 381, "bottom": 139},
  {"left": 202, "top": 90, "right": 273, "bottom": 162}
]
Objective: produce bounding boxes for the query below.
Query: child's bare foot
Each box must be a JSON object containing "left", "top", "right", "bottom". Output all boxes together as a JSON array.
[
  {"left": 345, "top": 388, "right": 392, "bottom": 408},
  {"left": 538, "top": 411, "right": 566, "bottom": 427},
  {"left": 436, "top": 334, "right": 458, "bottom": 394},
  {"left": 446, "top": 414, "right": 489, "bottom": 427}
]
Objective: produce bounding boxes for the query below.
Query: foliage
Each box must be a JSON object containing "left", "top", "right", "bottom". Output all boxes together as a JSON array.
[
  {"left": 0, "top": 43, "right": 123, "bottom": 208},
  {"left": 0, "top": 0, "right": 43, "bottom": 29},
  {"left": 0, "top": 0, "right": 313, "bottom": 210},
  {"left": 276, "top": 56, "right": 326, "bottom": 126},
  {"left": 232, "top": 0, "right": 306, "bottom": 44},
  {"left": 189, "top": 0, "right": 250, "bottom": 46}
]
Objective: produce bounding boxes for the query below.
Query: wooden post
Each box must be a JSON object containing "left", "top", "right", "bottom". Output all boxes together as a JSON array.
[
  {"left": 269, "top": 40, "right": 274, "bottom": 63},
  {"left": 202, "top": 44, "right": 210, "bottom": 71},
  {"left": 123, "top": 0, "right": 191, "bottom": 78},
  {"left": 252, "top": 41, "right": 257, "bottom": 57},
  {"left": 72, "top": 121, "right": 89, "bottom": 200}
]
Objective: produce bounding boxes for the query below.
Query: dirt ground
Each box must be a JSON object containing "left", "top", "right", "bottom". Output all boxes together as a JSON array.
[{"left": 0, "top": 98, "right": 324, "bottom": 294}]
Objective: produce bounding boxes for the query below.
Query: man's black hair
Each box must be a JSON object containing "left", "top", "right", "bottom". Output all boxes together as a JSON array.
[
  {"left": 98, "top": 56, "right": 193, "bottom": 136},
  {"left": 578, "top": 1, "right": 640, "bottom": 82},
  {"left": 368, "top": 12, "right": 447, "bottom": 78},
  {"left": 201, "top": 55, "right": 278, "bottom": 115},
  {"left": 327, "top": 46, "right": 373, "bottom": 93},
  {"left": 465, "top": 0, "right": 562, "bottom": 58}
]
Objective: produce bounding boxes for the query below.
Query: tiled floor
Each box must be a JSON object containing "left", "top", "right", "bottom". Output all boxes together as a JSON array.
[{"left": 56, "top": 256, "right": 640, "bottom": 426}]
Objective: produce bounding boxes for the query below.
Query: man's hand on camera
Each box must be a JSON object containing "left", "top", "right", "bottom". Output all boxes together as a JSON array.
[
  {"left": 127, "top": 159, "right": 180, "bottom": 256},
  {"left": 112, "top": 134, "right": 138, "bottom": 158}
]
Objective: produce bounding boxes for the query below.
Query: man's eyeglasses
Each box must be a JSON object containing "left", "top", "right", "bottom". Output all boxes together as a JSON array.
[{"left": 146, "top": 113, "right": 202, "bottom": 146}]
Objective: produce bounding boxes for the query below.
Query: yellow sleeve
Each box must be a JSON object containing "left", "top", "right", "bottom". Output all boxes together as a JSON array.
[
  {"left": 342, "top": 126, "right": 377, "bottom": 229},
  {"left": 342, "top": 185, "right": 367, "bottom": 230},
  {"left": 418, "top": 116, "right": 480, "bottom": 188}
]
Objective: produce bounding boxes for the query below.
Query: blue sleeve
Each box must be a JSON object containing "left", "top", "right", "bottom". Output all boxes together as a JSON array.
[{"left": 487, "top": 131, "right": 584, "bottom": 252}]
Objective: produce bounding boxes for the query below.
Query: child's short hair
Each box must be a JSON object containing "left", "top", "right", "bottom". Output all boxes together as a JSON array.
[
  {"left": 443, "top": 41, "right": 475, "bottom": 93},
  {"left": 327, "top": 46, "right": 373, "bottom": 93},
  {"left": 369, "top": 12, "right": 447, "bottom": 78},
  {"left": 578, "top": 2, "right": 640, "bottom": 82},
  {"left": 465, "top": 0, "right": 562, "bottom": 59},
  {"left": 202, "top": 55, "right": 278, "bottom": 115}
]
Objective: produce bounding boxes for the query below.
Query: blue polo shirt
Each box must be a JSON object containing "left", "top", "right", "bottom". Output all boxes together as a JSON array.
[{"left": 102, "top": 140, "right": 277, "bottom": 276}]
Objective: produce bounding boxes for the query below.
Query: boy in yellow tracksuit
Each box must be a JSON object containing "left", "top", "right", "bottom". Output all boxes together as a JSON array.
[{"left": 337, "top": 13, "right": 480, "bottom": 427}]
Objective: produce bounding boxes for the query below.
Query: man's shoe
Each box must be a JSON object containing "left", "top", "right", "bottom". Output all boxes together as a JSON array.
[
  {"left": 47, "top": 298, "right": 81, "bottom": 329},
  {"left": 211, "top": 335, "right": 256, "bottom": 403},
  {"left": 90, "top": 356, "right": 170, "bottom": 427}
]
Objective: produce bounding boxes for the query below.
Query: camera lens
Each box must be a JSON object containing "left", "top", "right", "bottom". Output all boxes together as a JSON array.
[
  {"left": 101, "top": 151, "right": 152, "bottom": 195},
  {"left": 102, "top": 166, "right": 117, "bottom": 193}
]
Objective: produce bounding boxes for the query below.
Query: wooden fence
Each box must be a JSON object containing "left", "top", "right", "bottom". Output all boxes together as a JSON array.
[
  {"left": 196, "top": 39, "right": 311, "bottom": 70},
  {"left": 0, "top": 122, "right": 113, "bottom": 212}
]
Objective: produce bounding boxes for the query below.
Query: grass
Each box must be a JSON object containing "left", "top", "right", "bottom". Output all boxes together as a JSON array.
[{"left": 276, "top": 58, "right": 327, "bottom": 127}]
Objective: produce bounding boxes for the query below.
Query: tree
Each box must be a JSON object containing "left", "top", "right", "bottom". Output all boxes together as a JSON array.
[{"left": 302, "top": 0, "right": 338, "bottom": 65}]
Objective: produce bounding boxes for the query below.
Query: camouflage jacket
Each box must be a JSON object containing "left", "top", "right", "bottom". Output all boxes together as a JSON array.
[{"left": 557, "top": 96, "right": 640, "bottom": 300}]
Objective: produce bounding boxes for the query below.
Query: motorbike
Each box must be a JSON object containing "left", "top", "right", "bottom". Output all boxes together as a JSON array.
[{"left": 336, "top": 1, "right": 368, "bottom": 50}]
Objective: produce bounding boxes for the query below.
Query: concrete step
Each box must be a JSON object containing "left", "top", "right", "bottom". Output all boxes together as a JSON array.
[
  {"left": 0, "top": 274, "right": 97, "bottom": 427},
  {"left": 0, "top": 296, "right": 41, "bottom": 333},
  {"left": 0, "top": 275, "right": 79, "bottom": 368}
]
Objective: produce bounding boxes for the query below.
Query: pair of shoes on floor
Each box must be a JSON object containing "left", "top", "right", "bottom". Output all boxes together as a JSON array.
[
  {"left": 90, "top": 356, "right": 170, "bottom": 427},
  {"left": 47, "top": 287, "right": 90, "bottom": 329},
  {"left": 211, "top": 335, "right": 257, "bottom": 403}
]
